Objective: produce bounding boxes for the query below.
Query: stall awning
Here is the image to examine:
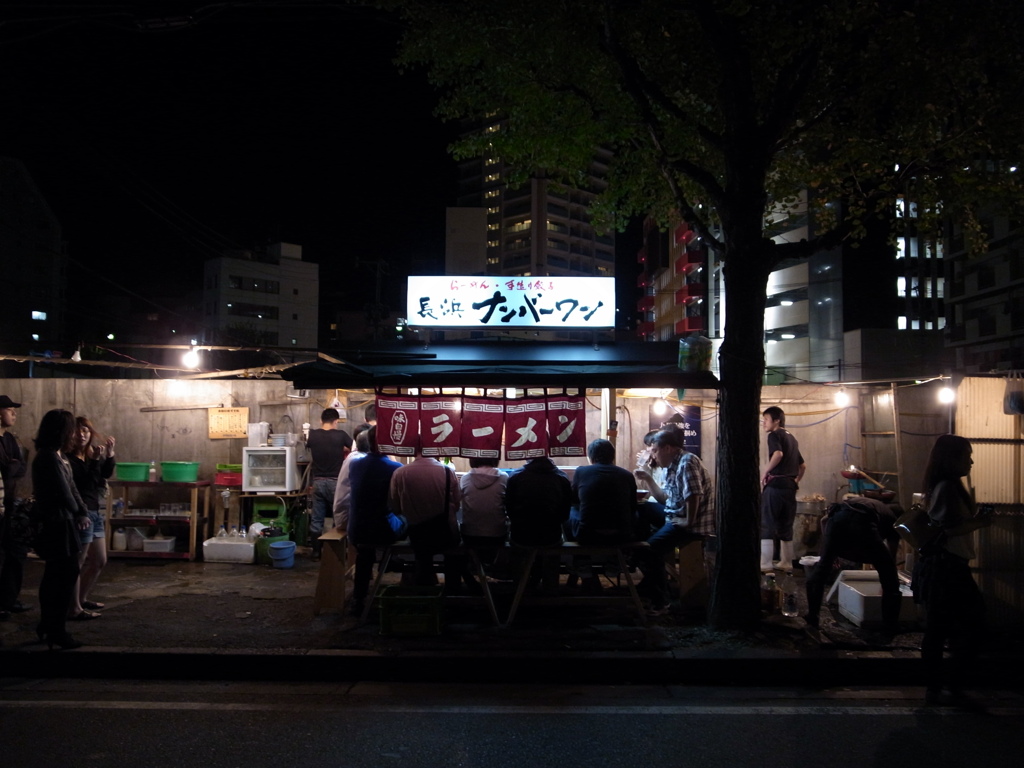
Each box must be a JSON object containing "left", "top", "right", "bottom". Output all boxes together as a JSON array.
[{"left": 281, "top": 341, "right": 720, "bottom": 390}]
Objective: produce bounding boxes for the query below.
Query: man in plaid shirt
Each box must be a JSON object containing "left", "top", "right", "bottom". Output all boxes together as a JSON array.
[{"left": 636, "top": 428, "right": 716, "bottom": 615}]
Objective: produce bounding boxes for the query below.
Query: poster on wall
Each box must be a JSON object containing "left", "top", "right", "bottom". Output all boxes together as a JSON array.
[
  {"left": 376, "top": 394, "right": 419, "bottom": 457},
  {"left": 460, "top": 395, "right": 505, "bottom": 459},
  {"left": 208, "top": 407, "right": 249, "bottom": 439},
  {"left": 418, "top": 395, "right": 462, "bottom": 458},
  {"left": 650, "top": 405, "right": 703, "bottom": 459},
  {"left": 504, "top": 396, "right": 549, "bottom": 462},
  {"left": 546, "top": 390, "right": 585, "bottom": 458}
]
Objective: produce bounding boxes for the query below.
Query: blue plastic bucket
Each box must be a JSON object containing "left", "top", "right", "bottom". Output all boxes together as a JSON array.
[{"left": 268, "top": 540, "right": 296, "bottom": 569}]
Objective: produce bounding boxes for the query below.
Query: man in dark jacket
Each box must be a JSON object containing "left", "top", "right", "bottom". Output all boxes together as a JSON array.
[
  {"left": 0, "top": 395, "right": 30, "bottom": 618},
  {"left": 505, "top": 455, "right": 571, "bottom": 593},
  {"left": 804, "top": 495, "right": 902, "bottom": 632}
]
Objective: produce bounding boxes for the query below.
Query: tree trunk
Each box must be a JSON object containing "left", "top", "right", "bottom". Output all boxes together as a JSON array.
[{"left": 707, "top": 246, "right": 772, "bottom": 631}]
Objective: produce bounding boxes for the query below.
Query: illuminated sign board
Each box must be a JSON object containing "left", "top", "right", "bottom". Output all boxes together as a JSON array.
[{"left": 406, "top": 276, "right": 616, "bottom": 329}]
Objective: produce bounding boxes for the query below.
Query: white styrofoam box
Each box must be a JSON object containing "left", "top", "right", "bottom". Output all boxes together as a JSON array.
[
  {"left": 835, "top": 572, "right": 917, "bottom": 627},
  {"left": 202, "top": 538, "right": 255, "bottom": 564},
  {"left": 143, "top": 537, "right": 176, "bottom": 553}
]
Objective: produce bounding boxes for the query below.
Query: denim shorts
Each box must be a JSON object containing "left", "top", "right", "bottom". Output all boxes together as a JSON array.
[{"left": 78, "top": 509, "right": 106, "bottom": 545}]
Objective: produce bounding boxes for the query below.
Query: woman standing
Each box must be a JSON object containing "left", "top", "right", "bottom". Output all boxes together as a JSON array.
[
  {"left": 67, "top": 416, "right": 115, "bottom": 620},
  {"left": 916, "top": 434, "right": 994, "bottom": 705},
  {"left": 31, "top": 409, "right": 89, "bottom": 650}
]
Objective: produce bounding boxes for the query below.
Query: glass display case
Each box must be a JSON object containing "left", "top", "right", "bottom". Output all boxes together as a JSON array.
[{"left": 243, "top": 446, "right": 301, "bottom": 492}]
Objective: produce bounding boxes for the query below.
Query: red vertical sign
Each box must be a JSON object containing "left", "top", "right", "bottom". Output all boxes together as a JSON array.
[
  {"left": 460, "top": 395, "right": 505, "bottom": 459},
  {"left": 504, "top": 396, "right": 548, "bottom": 461},
  {"left": 546, "top": 391, "right": 585, "bottom": 458},
  {"left": 418, "top": 395, "right": 462, "bottom": 458},
  {"left": 375, "top": 394, "right": 419, "bottom": 457}
]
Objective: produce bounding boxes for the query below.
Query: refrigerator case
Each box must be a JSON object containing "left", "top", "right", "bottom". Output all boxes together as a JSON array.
[{"left": 243, "top": 447, "right": 301, "bottom": 492}]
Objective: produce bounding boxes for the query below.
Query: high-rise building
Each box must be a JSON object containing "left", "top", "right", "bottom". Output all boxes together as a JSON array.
[
  {"left": 946, "top": 213, "right": 1024, "bottom": 372},
  {"left": 201, "top": 242, "right": 318, "bottom": 349},
  {"left": 445, "top": 119, "right": 616, "bottom": 340},
  {"left": 0, "top": 157, "right": 66, "bottom": 359}
]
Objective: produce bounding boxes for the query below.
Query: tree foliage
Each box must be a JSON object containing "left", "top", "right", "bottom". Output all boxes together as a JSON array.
[{"left": 381, "top": 0, "right": 1024, "bottom": 628}]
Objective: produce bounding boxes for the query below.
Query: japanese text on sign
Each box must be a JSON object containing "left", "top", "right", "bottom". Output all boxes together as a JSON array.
[{"left": 406, "top": 276, "right": 616, "bottom": 328}]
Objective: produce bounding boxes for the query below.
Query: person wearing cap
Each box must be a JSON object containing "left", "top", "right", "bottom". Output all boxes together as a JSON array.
[{"left": 0, "top": 395, "right": 31, "bottom": 619}]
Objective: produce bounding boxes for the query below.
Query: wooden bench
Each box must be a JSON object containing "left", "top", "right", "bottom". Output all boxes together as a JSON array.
[
  {"left": 312, "top": 528, "right": 351, "bottom": 616},
  {"left": 359, "top": 542, "right": 502, "bottom": 627},
  {"left": 503, "top": 541, "right": 649, "bottom": 628}
]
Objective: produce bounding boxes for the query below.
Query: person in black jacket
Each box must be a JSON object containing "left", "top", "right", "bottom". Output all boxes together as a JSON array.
[
  {"left": 0, "top": 394, "right": 30, "bottom": 618},
  {"left": 31, "top": 409, "right": 89, "bottom": 650},
  {"left": 505, "top": 456, "right": 571, "bottom": 594},
  {"left": 804, "top": 495, "right": 902, "bottom": 633}
]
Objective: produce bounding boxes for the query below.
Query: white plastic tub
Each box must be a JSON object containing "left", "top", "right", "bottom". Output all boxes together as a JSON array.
[
  {"left": 831, "top": 570, "right": 917, "bottom": 627},
  {"left": 202, "top": 538, "right": 255, "bottom": 564},
  {"left": 143, "top": 537, "right": 176, "bottom": 553}
]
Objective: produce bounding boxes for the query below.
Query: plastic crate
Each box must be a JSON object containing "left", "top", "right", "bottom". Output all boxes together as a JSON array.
[
  {"left": 379, "top": 585, "right": 444, "bottom": 636},
  {"left": 216, "top": 463, "right": 243, "bottom": 473},
  {"left": 116, "top": 462, "right": 150, "bottom": 481},
  {"left": 161, "top": 461, "right": 200, "bottom": 482},
  {"left": 143, "top": 537, "right": 176, "bottom": 553},
  {"left": 214, "top": 471, "right": 243, "bottom": 486}
]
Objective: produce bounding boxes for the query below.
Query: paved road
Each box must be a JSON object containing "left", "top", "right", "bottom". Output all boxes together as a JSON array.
[{"left": 2, "top": 680, "right": 1022, "bottom": 767}]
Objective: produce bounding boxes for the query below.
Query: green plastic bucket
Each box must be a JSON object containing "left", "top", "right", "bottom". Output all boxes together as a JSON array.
[
  {"left": 161, "top": 461, "right": 200, "bottom": 482},
  {"left": 116, "top": 463, "right": 149, "bottom": 482}
]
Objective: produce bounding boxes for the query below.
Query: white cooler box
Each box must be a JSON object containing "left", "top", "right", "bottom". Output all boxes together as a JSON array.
[
  {"left": 202, "top": 538, "right": 255, "bottom": 564},
  {"left": 826, "top": 569, "right": 917, "bottom": 627}
]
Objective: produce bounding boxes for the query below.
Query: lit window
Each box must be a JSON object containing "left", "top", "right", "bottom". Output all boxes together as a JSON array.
[
  {"left": 937, "top": 317, "right": 946, "bottom": 329},
  {"left": 897, "top": 277, "right": 907, "bottom": 297},
  {"left": 488, "top": 223, "right": 500, "bottom": 231},
  {"left": 31, "top": 310, "right": 47, "bottom": 321},
  {"left": 898, "top": 316, "right": 907, "bottom": 329},
  {"left": 911, "top": 319, "right": 920, "bottom": 330},
  {"left": 31, "top": 333, "right": 39, "bottom": 341},
  {"left": 488, "top": 240, "right": 499, "bottom": 248},
  {"left": 484, "top": 189, "right": 500, "bottom": 199},
  {"left": 485, "top": 156, "right": 499, "bottom": 166},
  {"left": 485, "top": 124, "right": 500, "bottom": 134},
  {"left": 487, "top": 207, "right": 499, "bottom": 215},
  {"left": 935, "top": 277, "right": 945, "bottom": 298},
  {"left": 896, "top": 238, "right": 906, "bottom": 259},
  {"left": 485, "top": 173, "right": 500, "bottom": 182},
  {"left": 291, "top": 338, "right": 297, "bottom": 345}
]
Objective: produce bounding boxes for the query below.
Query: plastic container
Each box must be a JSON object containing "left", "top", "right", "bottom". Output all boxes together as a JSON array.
[
  {"left": 116, "top": 463, "right": 150, "bottom": 482},
  {"left": 143, "top": 537, "right": 176, "bottom": 553},
  {"left": 161, "top": 461, "right": 200, "bottom": 482},
  {"left": 214, "top": 471, "right": 243, "bottom": 486},
  {"left": 111, "top": 529, "right": 127, "bottom": 551},
  {"left": 256, "top": 534, "right": 290, "bottom": 565},
  {"left": 379, "top": 585, "right": 444, "bottom": 636},
  {"left": 216, "top": 463, "right": 243, "bottom": 473},
  {"left": 268, "top": 540, "right": 296, "bottom": 569},
  {"left": 202, "top": 538, "right": 255, "bottom": 563}
]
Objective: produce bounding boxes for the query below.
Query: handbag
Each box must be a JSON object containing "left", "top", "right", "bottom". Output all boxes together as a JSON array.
[{"left": 895, "top": 503, "right": 931, "bottom": 549}]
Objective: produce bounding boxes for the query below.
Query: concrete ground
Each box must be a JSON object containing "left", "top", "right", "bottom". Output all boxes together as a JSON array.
[{"left": 2, "top": 549, "right": 1021, "bottom": 690}]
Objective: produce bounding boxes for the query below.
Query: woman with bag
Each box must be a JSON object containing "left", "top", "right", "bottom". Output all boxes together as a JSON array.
[
  {"left": 915, "top": 434, "right": 994, "bottom": 705},
  {"left": 31, "top": 409, "right": 90, "bottom": 650}
]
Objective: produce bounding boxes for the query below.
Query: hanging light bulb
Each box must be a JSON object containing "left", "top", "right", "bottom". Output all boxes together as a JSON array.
[
  {"left": 652, "top": 399, "right": 669, "bottom": 416},
  {"left": 938, "top": 386, "right": 956, "bottom": 404},
  {"left": 834, "top": 387, "right": 850, "bottom": 407},
  {"left": 182, "top": 346, "right": 200, "bottom": 369}
]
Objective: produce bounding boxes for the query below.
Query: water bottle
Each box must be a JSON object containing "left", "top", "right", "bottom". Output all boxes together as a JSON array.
[
  {"left": 149, "top": 461, "right": 157, "bottom": 482},
  {"left": 216, "top": 524, "right": 228, "bottom": 538},
  {"left": 238, "top": 525, "right": 247, "bottom": 541},
  {"left": 229, "top": 525, "right": 239, "bottom": 539},
  {"left": 779, "top": 573, "right": 799, "bottom": 617},
  {"left": 113, "top": 499, "right": 125, "bottom": 518},
  {"left": 760, "top": 572, "right": 779, "bottom": 613}
]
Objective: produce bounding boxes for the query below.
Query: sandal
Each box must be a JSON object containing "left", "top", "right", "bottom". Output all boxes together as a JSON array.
[
  {"left": 68, "top": 610, "right": 101, "bottom": 621},
  {"left": 82, "top": 601, "right": 105, "bottom": 611}
]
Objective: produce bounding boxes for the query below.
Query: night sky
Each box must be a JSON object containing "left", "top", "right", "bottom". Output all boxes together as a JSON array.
[{"left": 1, "top": 4, "right": 460, "bottom": 317}]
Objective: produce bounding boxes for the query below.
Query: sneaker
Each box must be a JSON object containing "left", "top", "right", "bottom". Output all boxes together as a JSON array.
[{"left": 646, "top": 603, "right": 671, "bottom": 617}]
